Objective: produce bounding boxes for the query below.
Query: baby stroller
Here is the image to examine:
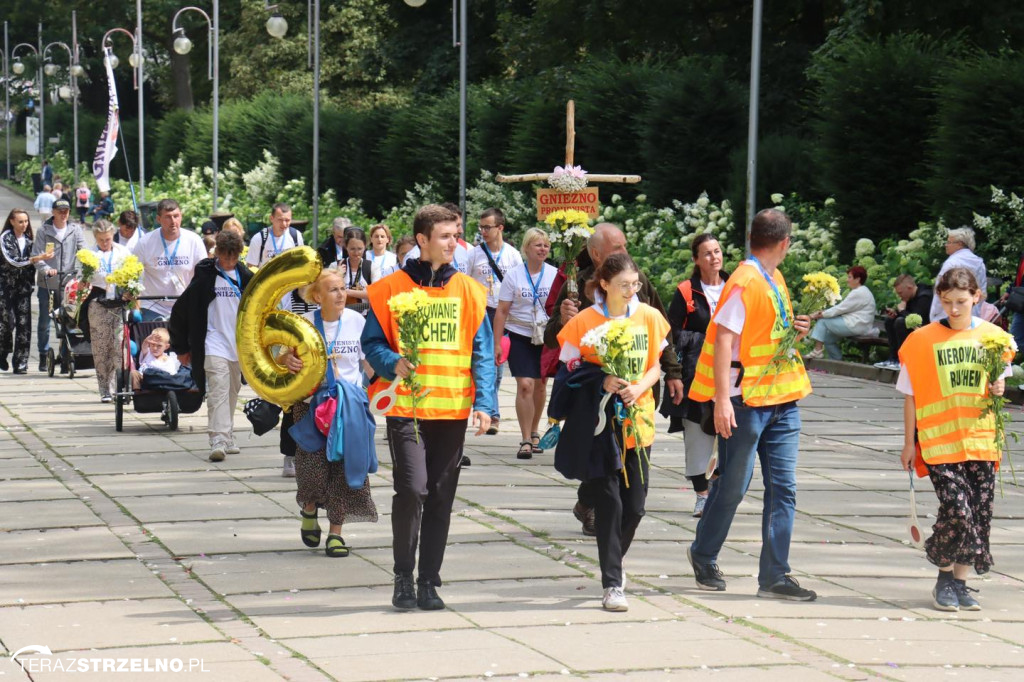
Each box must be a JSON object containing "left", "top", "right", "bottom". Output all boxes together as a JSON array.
[
  {"left": 113, "top": 298, "right": 204, "bottom": 432},
  {"left": 46, "top": 280, "right": 95, "bottom": 379}
]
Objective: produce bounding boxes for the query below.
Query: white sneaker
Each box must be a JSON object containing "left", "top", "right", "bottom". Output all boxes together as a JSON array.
[
  {"left": 209, "top": 444, "right": 226, "bottom": 462},
  {"left": 602, "top": 586, "right": 628, "bottom": 612},
  {"left": 282, "top": 456, "right": 296, "bottom": 478},
  {"left": 693, "top": 495, "right": 708, "bottom": 518},
  {"left": 226, "top": 441, "right": 241, "bottom": 455},
  {"left": 100, "top": 394, "right": 112, "bottom": 403},
  {"left": 804, "top": 347, "right": 824, "bottom": 360}
]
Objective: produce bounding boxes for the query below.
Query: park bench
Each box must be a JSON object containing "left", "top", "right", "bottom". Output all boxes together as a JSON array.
[{"left": 848, "top": 317, "right": 888, "bottom": 363}]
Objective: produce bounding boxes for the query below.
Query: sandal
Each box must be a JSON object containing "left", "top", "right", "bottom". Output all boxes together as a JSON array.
[
  {"left": 325, "top": 534, "right": 350, "bottom": 558},
  {"left": 517, "top": 441, "right": 534, "bottom": 460},
  {"left": 530, "top": 432, "right": 543, "bottom": 454},
  {"left": 300, "top": 509, "right": 321, "bottom": 548}
]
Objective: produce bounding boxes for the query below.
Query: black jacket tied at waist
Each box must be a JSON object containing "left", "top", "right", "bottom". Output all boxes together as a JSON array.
[{"left": 548, "top": 361, "right": 621, "bottom": 481}]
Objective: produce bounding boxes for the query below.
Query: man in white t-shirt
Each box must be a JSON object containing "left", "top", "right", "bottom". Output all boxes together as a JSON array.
[
  {"left": 246, "top": 202, "right": 304, "bottom": 309},
  {"left": 169, "top": 230, "right": 253, "bottom": 461},
  {"left": 467, "top": 208, "right": 523, "bottom": 431},
  {"left": 133, "top": 199, "right": 209, "bottom": 320}
]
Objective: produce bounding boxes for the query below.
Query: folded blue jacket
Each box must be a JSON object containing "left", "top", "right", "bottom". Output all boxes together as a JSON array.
[{"left": 548, "top": 361, "right": 621, "bottom": 481}]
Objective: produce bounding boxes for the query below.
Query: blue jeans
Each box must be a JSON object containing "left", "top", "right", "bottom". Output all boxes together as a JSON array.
[
  {"left": 1011, "top": 312, "right": 1024, "bottom": 358},
  {"left": 690, "top": 397, "right": 801, "bottom": 588},
  {"left": 809, "top": 316, "right": 852, "bottom": 360},
  {"left": 36, "top": 287, "right": 53, "bottom": 354}
]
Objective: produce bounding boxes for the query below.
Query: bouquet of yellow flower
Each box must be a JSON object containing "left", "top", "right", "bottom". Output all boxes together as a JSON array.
[
  {"left": 106, "top": 255, "right": 146, "bottom": 301},
  {"left": 580, "top": 318, "right": 650, "bottom": 486},
  {"left": 545, "top": 209, "right": 593, "bottom": 301},
  {"left": 761, "top": 271, "right": 841, "bottom": 384},
  {"left": 71, "top": 249, "right": 101, "bottom": 320},
  {"left": 388, "top": 288, "right": 432, "bottom": 441},
  {"left": 978, "top": 329, "right": 1019, "bottom": 487}
]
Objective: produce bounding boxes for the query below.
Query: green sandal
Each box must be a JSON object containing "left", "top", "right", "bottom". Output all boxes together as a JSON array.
[
  {"left": 325, "top": 534, "right": 350, "bottom": 558},
  {"left": 300, "top": 509, "right": 321, "bottom": 548}
]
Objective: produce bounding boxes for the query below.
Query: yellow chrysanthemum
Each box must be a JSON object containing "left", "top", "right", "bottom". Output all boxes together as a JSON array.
[
  {"left": 388, "top": 289, "right": 430, "bottom": 317},
  {"left": 801, "top": 272, "right": 840, "bottom": 298},
  {"left": 76, "top": 249, "right": 100, "bottom": 270},
  {"left": 544, "top": 209, "right": 591, "bottom": 229}
]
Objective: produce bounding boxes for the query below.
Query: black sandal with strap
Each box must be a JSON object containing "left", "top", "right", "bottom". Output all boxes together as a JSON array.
[
  {"left": 325, "top": 534, "right": 350, "bottom": 558},
  {"left": 531, "top": 431, "right": 543, "bottom": 454},
  {"left": 517, "top": 441, "right": 534, "bottom": 460},
  {"left": 300, "top": 509, "right": 322, "bottom": 548}
]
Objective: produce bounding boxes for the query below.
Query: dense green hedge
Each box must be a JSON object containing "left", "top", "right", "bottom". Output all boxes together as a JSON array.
[{"left": 37, "top": 46, "right": 1024, "bottom": 251}]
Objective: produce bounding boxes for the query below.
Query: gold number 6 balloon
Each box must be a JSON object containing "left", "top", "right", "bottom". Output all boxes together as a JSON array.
[{"left": 237, "top": 246, "right": 327, "bottom": 409}]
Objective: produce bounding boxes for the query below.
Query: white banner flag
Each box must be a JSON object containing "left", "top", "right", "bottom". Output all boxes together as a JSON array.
[
  {"left": 25, "top": 117, "right": 40, "bottom": 156},
  {"left": 92, "top": 51, "right": 120, "bottom": 192}
]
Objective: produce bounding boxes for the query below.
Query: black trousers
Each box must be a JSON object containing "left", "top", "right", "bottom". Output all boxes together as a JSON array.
[
  {"left": 591, "top": 447, "right": 650, "bottom": 588},
  {"left": 0, "top": 290, "right": 31, "bottom": 370},
  {"left": 884, "top": 316, "right": 910, "bottom": 361},
  {"left": 280, "top": 408, "right": 296, "bottom": 457},
  {"left": 388, "top": 417, "right": 467, "bottom": 586}
]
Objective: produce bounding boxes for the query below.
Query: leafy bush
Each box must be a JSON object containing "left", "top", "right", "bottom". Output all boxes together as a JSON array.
[
  {"left": 926, "top": 53, "right": 1024, "bottom": 226},
  {"left": 808, "top": 34, "right": 949, "bottom": 256}
]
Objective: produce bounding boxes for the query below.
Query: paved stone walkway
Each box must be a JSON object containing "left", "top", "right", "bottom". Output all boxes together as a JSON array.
[{"left": 2, "top": 183, "right": 1023, "bottom": 680}]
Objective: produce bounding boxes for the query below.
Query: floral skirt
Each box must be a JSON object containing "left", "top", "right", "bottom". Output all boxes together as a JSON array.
[
  {"left": 292, "top": 402, "right": 378, "bottom": 527},
  {"left": 925, "top": 461, "right": 995, "bottom": 574}
]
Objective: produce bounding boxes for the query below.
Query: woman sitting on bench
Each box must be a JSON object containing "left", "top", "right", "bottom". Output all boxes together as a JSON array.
[{"left": 806, "top": 266, "right": 876, "bottom": 360}]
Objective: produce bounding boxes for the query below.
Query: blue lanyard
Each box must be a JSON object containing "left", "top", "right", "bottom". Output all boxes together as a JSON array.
[
  {"left": 160, "top": 234, "right": 180, "bottom": 267},
  {"left": 601, "top": 300, "right": 633, "bottom": 319},
  {"left": 215, "top": 266, "right": 242, "bottom": 298},
  {"left": 98, "top": 248, "right": 115, "bottom": 274},
  {"left": 749, "top": 256, "right": 789, "bottom": 329},
  {"left": 269, "top": 229, "right": 284, "bottom": 256},
  {"left": 524, "top": 264, "right": 543, "bottom": 306}
]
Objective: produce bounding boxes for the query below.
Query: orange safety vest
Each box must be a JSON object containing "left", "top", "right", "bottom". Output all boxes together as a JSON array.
[
  {"left": 899, "top": 320, "right": 1001, "bottom": 475},
  {"left": 688, "top": 262, "right": 812, "bottom": 406},
  {"left": 557, "top": 303, "right": 670, "bottom": 449},
  {"left": 366, "top": 270, "right": 486, "bottom": 420}
]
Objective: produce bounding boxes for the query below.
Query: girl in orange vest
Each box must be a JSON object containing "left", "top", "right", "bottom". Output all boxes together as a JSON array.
[
  {"left": 557, "top": 253, "right": 670, "bottom": 612},
  {"left": 898, "top": 267, "right": 1010, "bottom": 612}
]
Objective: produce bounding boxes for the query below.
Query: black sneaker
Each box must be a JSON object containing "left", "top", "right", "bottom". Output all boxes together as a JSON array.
[
  {"left": 38, "top": 358, "right": 47, "bottom": 372},
  {"left": 932, "top": 573, "right": 959, "bottom": 612},
  {"left": 460, "top": 454, "right": 472, "bottom": 467},
  {"left": 392, "top": 573, "right": 417, "bottom": 610},
  {"left": 416, "top": 581, "right": 445, "bottom": 610},
  {"left": 953, "top": 579, "right": 980, "bottom": 611},
  {"left": 757, "top": 575, "right": 817, "bottom": 601},
  {"left": 687, "top": 546, "right": 726, "bottom": 591},
  {"left": 0, "top": 355, "right": 8, "bottom": 371}
]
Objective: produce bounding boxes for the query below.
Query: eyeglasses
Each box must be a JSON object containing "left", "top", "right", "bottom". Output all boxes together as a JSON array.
[
  {"left": 478, "top": 223, "right": 498, "bottom": 231},
  {"left": 614, "top": 281, "right": 642, "bottom": 294}
]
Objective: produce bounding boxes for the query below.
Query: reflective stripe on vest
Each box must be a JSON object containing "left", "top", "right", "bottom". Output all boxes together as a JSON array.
[
  {"left": 688, "top": 263, "right": 812, "bottom": 407},
  {"left": 899, "top": 321, "right": 1000, "bottom": 467},
  {"left": 366, "top": 271, "right": 486, "bottom": 420}
]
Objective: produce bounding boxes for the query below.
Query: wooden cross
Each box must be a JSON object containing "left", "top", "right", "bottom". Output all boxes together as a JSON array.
[{"left": 495, "top": 100, "right": 642, "bottom": 186}]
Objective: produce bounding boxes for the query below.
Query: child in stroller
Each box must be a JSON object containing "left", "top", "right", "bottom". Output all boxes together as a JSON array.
[{"left": 131, "top": 328, "right": 186, "bottom": 390}]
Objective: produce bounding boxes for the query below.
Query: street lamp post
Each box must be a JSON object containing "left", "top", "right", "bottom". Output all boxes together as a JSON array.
[
  {"left": 11, "top": 41, "right": 42, "bottom": 162},
  {"left": 43, "top": 34, "right": 84, "bottom": 185},
  {"left": 263, "top": 1, "right": 320, "bottom": 248},
  {"left": 744, "top": 0, "right": 764, "bottom": 253},
  {"left": 172, "top": 2, "right": 220, "bottom": 212},
  {"left": 404, "top": 0, "right": 468, "bottom": 218},
  {"left": 3, "top": 21, "right": 10, "bottom": 180},
  {"left": 102, "top": 27, "right": 145, "bottom": 195}
]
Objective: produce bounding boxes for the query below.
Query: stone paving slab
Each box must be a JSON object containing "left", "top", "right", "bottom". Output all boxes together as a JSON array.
[
  {"left": 117, "top": 492, "right": 291, "bottom": 523},
  {"left": 493, "top": 620, "right": 784, "bottom": 672},
  {"left": 0, "top": 526, "right": 136, "bottom": 564},
  {"left": 0, "top": 598, "right": 222, "bottom": 651},
  {"left": 192, "top": 552, "right": 392, "bottom": 595},
  {"left": 89, "top": 470, "right": 254, "bottom": 497},
  {"left": 283, "top": 629, "right": 566, "bottom": 681},
  {"left": 3, "top": 477, "right": 76, "bottom": 501},
  {"left": 227, "top": 585, "right": 475, "bottom": 638},
  {"left": 17, "top": 642, "right": 286, "bottom": 682},
  {"left": 0, "top": 498, "right": 103, "bottom": 530},
  {"left": 0, "top": 560, "right": 177, "bottom": 606}
]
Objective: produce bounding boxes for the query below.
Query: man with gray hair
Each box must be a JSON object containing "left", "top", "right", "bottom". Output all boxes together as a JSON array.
[{"left": 930, "top": 226, "right": 987, "bottom": 321}]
